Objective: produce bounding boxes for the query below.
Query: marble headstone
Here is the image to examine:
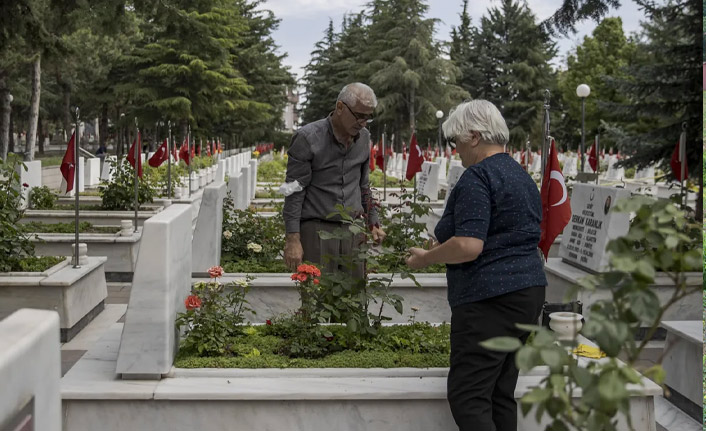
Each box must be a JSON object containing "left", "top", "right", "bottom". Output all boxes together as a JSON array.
[
  {"left": 240, "top": 164, "right": 252, "bottom": 208},
  {"left": 249, "top": 159, "right": 258, "bottom": 199},
  {"left": 558, "top": 184, "right": 631, "bottom": 272},
  {"left": 216, "top": 160, "right": 226, "bottom": 182},
  {"left": 0, "top": 309, "right": 61, "bottom": 431},
  {"left": 84, "top": 157, "right": 101, "bottom": 187},
  {"left": 100, "top": 155, "right": 117, "bottom": 181},
  {"left": 116, "top": 204, "right": 192, "bottom": 379},
  {"left": 435, "top": 157, "right": 448, "bottom": 181},
  {"left": 416, "top": 161, "right": 440, "bottom": 200},
  {"left": 444, "top": 164, "right": 466, "bottom": 206},
  {"left": 530, "top": 153, "right": 541, "bottom": 173},
  {"left": 562, "top": 155, "right": 578, "bottom": 178},
  {"left": 15, "top": 160, "right": 41, "bottom": 209},
  {"left": 192, "top": 181, "right": 226, "bottom": 273}
]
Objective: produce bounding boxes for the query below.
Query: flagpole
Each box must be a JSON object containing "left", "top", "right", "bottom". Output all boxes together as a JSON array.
[
  {"left": 133, "top": 117, "right": 139, "bottom": 233},
  {"left": 73, "top": 107, "right": 81, "bottom": 268},
  {"left": 188, "top": 125, "right": 192, "bottom": 198},
  {"left": 679, "top": 121, "right": 687, "bottom": 209},
  {"left": 525, "top": 136, "right": 530, "bottom": 172},
  {"left": 540, "top": 89, "right": 551, "bottom": 188},
  {"left": 382, "top": 126, "right": 387, "bottom": 202},
  {"left": 594, "top": 134, "right": 600, "bottom": 184},
  {"left": 167, "top": 121, "right": 172, "bottom": 198}
]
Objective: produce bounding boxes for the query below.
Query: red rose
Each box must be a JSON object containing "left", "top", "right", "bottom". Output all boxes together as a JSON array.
[
  {"left": 266, "top": 319, "right": 272, "bottom": 325},
  {"left": 290, "top": 273, "right": 298, "bottom": 280},
  {"left": 185, "top": 295, "right": 201, "bottom": 310},
  {"left": 22, "top": 183, "right": 29, "bottom": 188},
  {"left": 313, "top": 279, "right": 319, "bottom": 285},
  {"left": 325, "top": 336, "right": 334, "bottom": 342},
  {"left": 207, "top": 265, "right": 223, "bottom": 278},
  {"left": 296, "top": 273, "right": 308, "bottom": 282}
]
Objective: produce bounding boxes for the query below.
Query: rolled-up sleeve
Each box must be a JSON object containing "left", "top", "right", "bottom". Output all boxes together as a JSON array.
[
  {"left": 283, "top": 133, "right": 313, "bottom": 233},
  {"left": 359, "top": 152, "right": 379, "bottom": 227}
]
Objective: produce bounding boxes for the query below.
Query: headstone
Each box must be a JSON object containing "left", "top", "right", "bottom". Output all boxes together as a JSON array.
[
  {"left": 0, "top": 309, "right": 61, "bottom": 431},
  {"left": 529, "top": 152, "right": 541, "bottom": 173},
  {"left": 240, "top": 164, "right": 252, "bottom": 208},
  {"left": 394, "top": 154, "right": 404, "bottom": 179},
  {"left": 249, "top": 159, "right": 258, "bottom": 199},
  {"left": 604, "top": 155, "right": 623, "bottom": 180},
  {"left": 416, "top": 161, "right": 440, "bottom": 200},
  {"left": 192, "top": 181, "right": 226, "bottom": 273},
  {"left": 562, "top": 155, "right": 578, "bottom": 178},
  {"left": 101, "top": 155, "right": 116, "bottom": 182},
  {"left": 558, "top": 184, "right": 631, "bottom": 272},
  {"left": 116, "top": 204, "right": 192, "bottom": 379},
  {"left": 447, "top": 160, "right": 463, "bottom": 183},
  {"left": 634, "top": 165, "right": 655, "bottom": 183},
  {"left": 84, "top": 158, "right": 100, "bottom": 187},
  {"left": 444, "top": 164, "right": 466, "bottom": 206},
  {"left": 16, "top": 160, "right": 42, "bottom": 209},
  {"left": 435, "top": 157, "right": 448, "bottom": 181},
  {"left": 216, "top": 160, "right": 226, "bottom": 182}
]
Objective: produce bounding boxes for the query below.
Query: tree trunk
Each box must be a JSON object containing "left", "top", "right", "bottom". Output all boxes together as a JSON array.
[
  {"left": 100, "top": 104, "right": 108, "bottom": 148},
  {"left": 24, "top": 54, "right": 41, "bottom": 161},
  {"left": 38, "top": 116, "right": 44, "bottom": 155},
  {"left": 8, "top": 112, "right": 14, "bottom": 153},
  {"left": 62, "top": 83, "right": 71, "bottom": 138},
  {"left": 0, "top": 73, "right": 10, "bottom": 161},
  {"left": 408, "top": 86, "right": 416, "bottom": 133}
]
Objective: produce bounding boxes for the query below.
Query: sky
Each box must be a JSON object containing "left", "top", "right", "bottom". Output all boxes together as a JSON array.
[{"left": 259, "top": 0, "right": 648, "bottom": 84}]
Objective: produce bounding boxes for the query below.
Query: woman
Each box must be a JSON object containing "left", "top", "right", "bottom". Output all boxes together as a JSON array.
[{"left": 406, "top": 100, "right": 546, "bottom": 431}]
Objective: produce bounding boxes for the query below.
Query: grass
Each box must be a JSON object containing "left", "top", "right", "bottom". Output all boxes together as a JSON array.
[
  {"left": 8, "top": 256, "right": 65, "bottom": 272},
  {"left": 20, "top": 221, "right": 120, "bottom": 234},
  {"left": 175, "top": 323, "right": 451, "bottom": 369}
]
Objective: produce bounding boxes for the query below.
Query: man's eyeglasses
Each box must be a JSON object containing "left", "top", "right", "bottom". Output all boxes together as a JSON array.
[
  {"left": 341, "top": 101, "right": 374, "bottom": 124},
  {"left": 447, "top": 136, "right": 456, "bottom": 149}
]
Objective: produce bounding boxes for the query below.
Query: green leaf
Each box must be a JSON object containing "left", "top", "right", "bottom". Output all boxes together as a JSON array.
[
  {"left": 479, "top": 336, "right": 522, "bottom": 352},
  {"left": 540, "top": 348, "right": 565, "bottom": 369},
  {"left": 598, "top": 370, "right": 628, "bottom": 401},
  {"left": 515, "top": 346, "right": 539, "bottom": 371},
  {"left": 521, "top": 387, "right": 552, "bottom": 403}
]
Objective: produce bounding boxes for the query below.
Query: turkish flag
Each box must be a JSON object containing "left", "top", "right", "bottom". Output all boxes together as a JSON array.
[
  {"left": 206, "top": 142, "right": 211, "bottom": 157},
  {"left": 60, "top": 131, "right": 76, "bottom": 192},
  {"left": 179, "top": 142, "right": 190, "bottom": 166},
  {"left": 369, "top": 144, "right": 376, "bottom": 172},
  {"left": 375, "top": 141, "right": 385, "bottom": 170},
  {"left": 126, "top": 132, "right": 143, "bottom": 178},
  {"left": 538, "top": 139, "right": 571, "bottom": 260},
  {"left": 172, "top": 141, "right": 178, "bottom": 161},
  {"left": 588, "top": 139, "right": 597, "bottom": 172},
  {"left": 190, "top": 144, "right": 195, "bottom": 160},
  {"left": 149, "top": 139, "right": 169, "bottom": 167},
  {"left": 405, "top": 133, "right": 424, "bottom": 181},
  {"left": 670, "top": 137, "right": 688, "bottom": 181},
  {"left": 402, "top": 145, "right": 407, "bottom": 161}
]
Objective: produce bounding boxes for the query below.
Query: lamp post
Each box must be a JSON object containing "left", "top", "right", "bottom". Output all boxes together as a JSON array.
[
  {"left": 435, "top": 110, "right": 443, "bottom": 154},
  {"left": 576, "top": 84, "right": 590, "bottom": 173}
]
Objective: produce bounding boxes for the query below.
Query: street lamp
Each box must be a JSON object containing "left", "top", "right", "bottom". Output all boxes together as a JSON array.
[
  {"left": 435, "top": 110, "right": 443, "bottom": 154},
  {"left": 576, "top": 84, "right": 590, "bottom": 173}
]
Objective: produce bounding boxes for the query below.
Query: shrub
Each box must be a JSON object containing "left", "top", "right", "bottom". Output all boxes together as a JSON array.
[
  {"left": 98, "top": 160, "right": 155, "bottom": 210},
  {"left": 29, "top": 185, "right": 58, "bottom": 209},
  {"left": 143, "top": 163, "right": 186, "bottom": 198},
  {"left": 256, "top": 154, "right": 287, "bottom": 183},
  {"left": 0, "top": 158, "right": 35, "bottom": 272},
  {"left": 15, "top": 256, "right": 64, "bottom": 272}
]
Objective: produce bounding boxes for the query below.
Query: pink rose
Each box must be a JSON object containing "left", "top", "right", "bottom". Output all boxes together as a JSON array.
[{"left": 207, "top": 265, "right": 223, "bottom": 278}]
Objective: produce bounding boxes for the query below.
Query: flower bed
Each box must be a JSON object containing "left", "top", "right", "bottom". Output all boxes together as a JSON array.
[
  {"left": 7, "top": 255, "right": 65, "bottom": 273},
  {"left": 20, "top": 221, "right": 121, "bottom": 234}
]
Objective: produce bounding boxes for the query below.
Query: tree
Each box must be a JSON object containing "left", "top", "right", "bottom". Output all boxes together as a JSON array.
[
  {"left": 301, "top": 20, "right": 339, "bottom": 124},
  {"left": 554, "top": 17, "right": 637, "bottom": 151},
  {"left": 448, "top": 0, "right": 485, "bottom": 100},
  {"left": 466, "top": 0, "right": 557, "bottom": 148}
]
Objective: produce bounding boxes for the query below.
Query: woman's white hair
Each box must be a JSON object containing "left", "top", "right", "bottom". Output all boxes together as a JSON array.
[
  {"left": 442, "top": 100, "right": 509, "bottom": 147},
  {"left": 337, "top": 83, "right": 378, "bottom": 108}
]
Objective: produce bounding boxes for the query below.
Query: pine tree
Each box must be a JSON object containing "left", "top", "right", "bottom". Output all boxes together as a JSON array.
[
  {"left": 468, "top": 0, "right": 557, "bottom": 148},
  {"left": 448, "top": 0, "right": 484, "bottom": 98},
  {"left": 301, "top": 20, "right": 339, "bottom": 124}
]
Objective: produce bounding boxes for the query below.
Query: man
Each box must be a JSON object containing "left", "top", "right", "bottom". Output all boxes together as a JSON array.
[{"left": 283, "top": 83, "right": 386, "bottom": 276}]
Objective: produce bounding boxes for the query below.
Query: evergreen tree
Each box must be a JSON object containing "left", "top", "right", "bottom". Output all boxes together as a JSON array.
[
  {"left": 301, "top": 20, "right": 339, "bottom": 124},
  {"left": 448, "top": 0, "right": 484, "bottom": 99},
  {"left": 554, "top": 17, "right": 637, "bottom": 151},
  {"left": 468, "top": 0, "right": 557, "bottom": 148}
]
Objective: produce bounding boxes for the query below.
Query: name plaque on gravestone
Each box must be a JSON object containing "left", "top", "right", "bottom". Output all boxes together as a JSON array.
[
  {"left": 444, "top": 165, "right": 466, "bottom": 205},
  {"left": 1, "top": 397, "right": 33, "bottom": 431},
  {"left": 416, "top": 161, "right": 440, "bottom": 200},
  {"left": 558, "top": 184, "right": 631, "bottom": 273}
]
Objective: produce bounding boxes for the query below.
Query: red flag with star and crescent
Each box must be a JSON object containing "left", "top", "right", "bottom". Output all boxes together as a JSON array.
[
  {"left": 538, "top": 138, "right": 571, "bottom": 260},
  {"left": 149, "top": 139, "right": 169, "bottom": 167},
  {"left": 126, "top": 132, "right": 143, "bottom": 178},
  {"left": 60, "top": 131, "right": 76, "bottom": 192},
  {"left": 405, "top": 133, "right": 424, "bottom": 181}
]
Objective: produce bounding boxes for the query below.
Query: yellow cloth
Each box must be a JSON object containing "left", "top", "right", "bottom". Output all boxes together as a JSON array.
[{"left": 572, "top": 344, "right": 606, "bottom": 359}]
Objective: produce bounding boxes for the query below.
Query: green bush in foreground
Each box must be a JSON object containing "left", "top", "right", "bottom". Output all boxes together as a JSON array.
[{"left": 29, "top": 185, "right": 58, "bottom": 209}]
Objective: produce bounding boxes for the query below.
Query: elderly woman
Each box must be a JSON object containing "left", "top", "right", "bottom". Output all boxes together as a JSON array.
[{"left": 406, "top": 100, "right": 546, "bottom": 431}]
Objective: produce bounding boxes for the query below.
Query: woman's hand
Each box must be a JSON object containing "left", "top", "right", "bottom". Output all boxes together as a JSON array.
[{"left": 405, "top": 247, "right": 429, "bottom": 270}]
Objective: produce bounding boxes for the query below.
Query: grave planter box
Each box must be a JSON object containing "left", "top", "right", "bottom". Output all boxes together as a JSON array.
[
  {"left": 0, "top": 256, "right": 108, "bottom": 342},
  {"left": 544, "top": 258, "right": 702, "bottom": 323},
  {"left": 30, "top": 230, "right": 141, "bottom": 274},
  {"left": 61, "top": 324, "right": 661, "bottom": 431},
  {"left": 21, "top": 208, "right": 162, "bottom": 227},
  {"left": 211, "top": 273, "right": 450, "bottom": 324}
]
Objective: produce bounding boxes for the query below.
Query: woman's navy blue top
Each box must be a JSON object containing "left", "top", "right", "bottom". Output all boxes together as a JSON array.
[{"left": 434, "top": 153, "right": 547, "bottom": 308}]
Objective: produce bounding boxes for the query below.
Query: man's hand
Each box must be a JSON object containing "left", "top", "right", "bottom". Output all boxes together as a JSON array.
[
  {"left": 371, "top": 226, "right": 386, "bottom": 244},
  {"left": 405, "top": 247, "right": 428, "bottom": 270},
  {"left": 284, "top": 233, "right": 303, "bottom": 271},
  {"left": 424, "top": 237, "right": 440, "bottom": 250}
]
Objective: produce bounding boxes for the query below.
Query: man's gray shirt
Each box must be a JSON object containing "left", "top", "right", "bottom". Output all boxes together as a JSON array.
[{"left": 283, "top": 116, "right": 379, "bottom": 234}]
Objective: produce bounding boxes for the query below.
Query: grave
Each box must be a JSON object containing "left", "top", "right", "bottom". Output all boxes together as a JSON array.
[
  {"left": 192, "top": 181, "right": 226, "bottom": 274},
  {"left": 15, "top": 160, "right": 42, "bottom": 209},
  {"left": 660, "top": 320, "right": 703, "bottom": 422},
  {"left": 84, "top": 157, "right": 101, "bottom": 187},
  {"left": 416, "top": 161, "right": 440, "bottom": 200}
]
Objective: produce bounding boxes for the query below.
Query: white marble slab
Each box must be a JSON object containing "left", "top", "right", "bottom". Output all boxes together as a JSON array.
[
  {"left": 84, "top": 158, "right": 101, "bottom": 187},
  {"left": 249, "top": 159, "right": 258, "bottom": 200},
  {"left": 100, "top": 156, "right": 117, "bottom": 182},
  {"left": 192, "top": 181, "right": 226, "bottom": 273},
  {"left": 116, "top": 204, "right": 193, "bottom": 378},
  {"left": 416, "top": 161, "right": 440, "bottom": 200},
  {"left": 62, "top": 304, "right": 128, "bottom": 351},
  {"left": 0, "top": 309, "right": 61, "bottom": 431},
  {"left": 16, "top": 160, "right": 41, "bottom": 209},
  {"left": 240, "top": 164, "right": 252, "bottom": 208},
  {"left": 216, "top": 160, "right": 226, "bottom": 182},
  {"left": 661, "top": 320, "right": 703, "bottom": 406}
]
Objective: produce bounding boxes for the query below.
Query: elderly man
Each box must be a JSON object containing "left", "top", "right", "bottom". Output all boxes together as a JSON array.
[{"left": 283, "top": 82, "right": 385, "bottom": 276}]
